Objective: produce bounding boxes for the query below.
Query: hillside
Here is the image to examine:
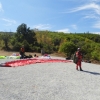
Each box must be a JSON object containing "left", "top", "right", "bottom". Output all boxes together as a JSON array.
[{"left": 0, "top": 30, "right": 100, "bottom": 63}]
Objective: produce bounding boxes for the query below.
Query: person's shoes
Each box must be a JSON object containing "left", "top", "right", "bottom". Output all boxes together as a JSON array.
[
  {"left": 76, "top": 68, "right": 78, "bottom": 71},
  {"left": 80, "top": 69, "right": 83, "bottom": 71}
]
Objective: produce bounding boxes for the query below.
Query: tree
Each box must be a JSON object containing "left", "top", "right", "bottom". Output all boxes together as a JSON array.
[
  {"left": 1, "top": 32, "right": 11, "bottom": 50},
  {"left": 59, "top": 42, "right": 77, "bottom": 57},
  {"left": 14, "top": 23, "right": 37, "bottom": 51},
  {"left": 17, "top": 23, "right": 28, "bottom": 35}
]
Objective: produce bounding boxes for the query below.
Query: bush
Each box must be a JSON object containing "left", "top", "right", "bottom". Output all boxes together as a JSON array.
[{"left": 59, "top": 42, "right": 77, "bottom": 57}]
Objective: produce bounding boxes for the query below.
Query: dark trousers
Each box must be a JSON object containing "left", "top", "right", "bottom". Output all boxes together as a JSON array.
[{"left": 20, "top": 52, "right": 25, "bottom": 59}]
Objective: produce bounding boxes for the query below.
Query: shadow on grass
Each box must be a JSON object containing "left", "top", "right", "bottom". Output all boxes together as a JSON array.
[{"left": 82, "top": 70, "right": 100, "bottom": 75}]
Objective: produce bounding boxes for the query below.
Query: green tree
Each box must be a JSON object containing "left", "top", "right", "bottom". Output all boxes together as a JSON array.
[
  {"left": 59, "top": 42, "right": 77, "bottom": 57},
  {"left": 1, "top": 32, "right": 11, "bottom": 50},
  {"left": 17, "top": 23, "right": 29, "bottom": 36},
  {"left": 16, "top": 23, "right": 36, "bottom": 42},
  {"left": 13, "top": 23, "right": 37, "bottom": 51}
]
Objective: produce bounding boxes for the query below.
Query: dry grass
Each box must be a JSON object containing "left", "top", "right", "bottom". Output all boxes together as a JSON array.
[
  {"left": 0, "top": 50, "right": 66, "bottom": 57},
  {"left": 0, "top": 51, "right": 16, "bottom": 56},
  {"left": 0, "top": 50, "right": 100, "bottom": 65},
  {"left": 0, "top": 50, "right": 41, "bottom": 56}
]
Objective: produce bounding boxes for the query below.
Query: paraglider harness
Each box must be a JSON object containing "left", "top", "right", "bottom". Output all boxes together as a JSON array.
[{"left": 73, "top": 52, "right": 78, "bottom": 64}]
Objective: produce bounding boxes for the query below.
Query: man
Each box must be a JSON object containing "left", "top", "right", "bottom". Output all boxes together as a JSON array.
[
  {"left": 20, "top": 45, "right": 25, "bottom": 59},
  {"left": 75, "top": 48, "right": 83, "bottom": 71},
  {"left": 41, "top": 48, "right": 45, "bottom": 55}
]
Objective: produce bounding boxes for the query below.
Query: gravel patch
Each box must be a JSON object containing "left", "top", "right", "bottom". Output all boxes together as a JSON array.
[{"left": 0, "top": 57, "right": 100, "bottom": 100}]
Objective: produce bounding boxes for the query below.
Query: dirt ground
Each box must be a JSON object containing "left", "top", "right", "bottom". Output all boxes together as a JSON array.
[
  {"left": 0, "top": 50, "right": 100, "bottom": 65},
  {"left": 0, "top": 50, "right": 66, "bottom": 57},
  {"left": 0, "top": 50, "right": 41, "bottom": 56}
]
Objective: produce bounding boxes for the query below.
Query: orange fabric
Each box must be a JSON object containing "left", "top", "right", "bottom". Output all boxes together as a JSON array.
[{"left": 76, "top": 51, "right": 82, "bottom": 66}]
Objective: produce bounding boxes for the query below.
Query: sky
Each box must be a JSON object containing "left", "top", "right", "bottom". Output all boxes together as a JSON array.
[{"left": 0, "top": 0, "right": 100, "bottom": 33}]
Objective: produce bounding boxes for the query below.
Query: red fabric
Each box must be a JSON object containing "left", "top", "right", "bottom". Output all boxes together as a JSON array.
[{"left": 2, "top": 58, "right": 72, "bottom": 67}]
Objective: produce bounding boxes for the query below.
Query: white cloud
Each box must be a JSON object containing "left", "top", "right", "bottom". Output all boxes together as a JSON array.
[
  {"left": 83, "top": 14, "right": 98, "bottom": 19},
  {"left": 63, "top": 2, "right": 100, "bottom": 30},
  {"left": 71, "top": 24, "right": 77, "bottom": 30},
  {"left": 0, "top": 2, "right": 3, "bottom": 12},
  {"left": 64, "top": 3, "right": 100, "bottom": 15},
  {"left": 33, "top": 24, "right": 51, "bottom": 30},
  {"left": 57, "top": 25, "right": 77, "bottom": 33},
  {"left": 2, "top": 18, "right": 16, "bottom": 26},
  {"left": 57, "top": 28, "right": 70, "bottom": 33},
  {"left": 93, "top": 21, "right": 100, "bottom": 29},
  {"left": 91, "top": 32, "right": 100, "bottom": 34}
]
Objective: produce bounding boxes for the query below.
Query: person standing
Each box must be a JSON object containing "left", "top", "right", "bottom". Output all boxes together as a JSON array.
[
  {"left": 41, "top": 48, "right": 45, "bottom": 55},
  {"left": 20, "top": 45, "right": 25, "bottom": 59},
  {"left": 75, "top": 48, "right": 83, "bottom": 71}
]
